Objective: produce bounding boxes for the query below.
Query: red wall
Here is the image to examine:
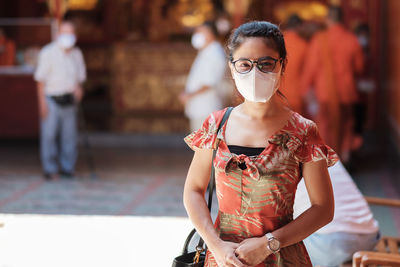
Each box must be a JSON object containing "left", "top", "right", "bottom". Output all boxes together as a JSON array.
[
  {"left": 386, "top": 0, "right": 400, "bottom": 149},
  {"left": 0, "top": 75, "right": 39, "bottom": 137}
]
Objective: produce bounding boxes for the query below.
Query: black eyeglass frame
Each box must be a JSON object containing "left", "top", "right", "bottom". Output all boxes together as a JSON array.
[{"left": 230, "top": 56, "right": 282, "bottom": 74}]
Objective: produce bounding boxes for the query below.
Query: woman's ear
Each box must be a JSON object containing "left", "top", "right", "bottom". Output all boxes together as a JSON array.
[
  {"left": 281, "top": 58, "right": 288, "bottom": 74},
  {"left": 228, "top": 61, "right": 235, "bottom": 79}
]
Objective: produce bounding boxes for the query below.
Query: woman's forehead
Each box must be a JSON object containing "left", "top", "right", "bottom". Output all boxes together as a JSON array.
[{"left": 233, "top": 37, "right": 279, "bottom": 59}]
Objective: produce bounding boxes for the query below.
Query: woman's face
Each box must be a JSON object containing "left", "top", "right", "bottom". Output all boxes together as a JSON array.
[
  {"left": 229, "top": 37, "right": 284, "bottom": 104},
  {"left": 230, "top": 37, "right": 281, "bottom": 76}
]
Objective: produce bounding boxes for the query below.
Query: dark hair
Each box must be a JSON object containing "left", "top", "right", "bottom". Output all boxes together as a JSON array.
[
  {"left": 227, "top": 21, "right": 287, "bottom": 71},
  {"left": 328, "top": 5, "right": 343, "bottom": 23},
  {"left": 286, "top": 14, "right": 303, "bottom": 29},
  {"left": 355, "top": 23, "right": 369, "bottom": 35},
  {"left": 202, "top": 20, "right": 219, "bottom": 38}
]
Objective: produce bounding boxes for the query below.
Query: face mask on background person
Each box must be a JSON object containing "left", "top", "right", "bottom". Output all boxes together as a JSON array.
[
  {"left": 216, "top": 18, "right": 231, "bottom": 35},
  {"left": 57, "top": 33, "right": 76, "bottom": 49},
  {"left": 233, "top": 67, "right": 281, "bottom": 103},
  {"left": 191, "top": 32, "right": 206, "bottom": 50},
  {"left": 357, "top": 35, "right": 369, "bottom": 48}
]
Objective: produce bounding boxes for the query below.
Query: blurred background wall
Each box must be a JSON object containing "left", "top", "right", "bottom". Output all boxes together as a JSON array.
[
  {"left": 386, "top": 0, "right": 400, "bottom": 152},
  {"left": 0, "top": 0, "right": 399, "bottom": 154}
]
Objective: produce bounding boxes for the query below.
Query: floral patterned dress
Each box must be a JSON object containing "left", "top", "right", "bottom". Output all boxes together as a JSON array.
[{"left": 184, "top": 108, "right": 339, "bottom": 267}]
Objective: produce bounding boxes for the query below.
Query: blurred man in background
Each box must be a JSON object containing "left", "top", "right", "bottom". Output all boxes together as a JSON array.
[
  {"left": 0, "top": 28, "right": 16, "bottom": 66},
  {"left": 282, "top": 14, "right": 308, "bottom": 114},
  {"left": 179, "top": 21, "right": 226, "bottom": 132},
  {"left": 34, "top": 21, "right": 86, "bottom": 180},
  {"left": 302, "top": 6, "right": 364, "bottom": 162}
]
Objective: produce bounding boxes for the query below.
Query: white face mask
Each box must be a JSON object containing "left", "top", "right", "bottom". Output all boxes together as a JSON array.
[
  {"left": 357, "top": 35, "right": 368, "bottom": 48},
  {"left": 233, "top": 67, "right": 281, "bottom": 103},
  {"left": 216, "top": 18, "right": 231, "bottom": 35},
  {"left": 57, "top": 33, "right": 76, "bottom": 49},
  {"left": 191, "top": 33, "right": 205, "bottom": 50}
]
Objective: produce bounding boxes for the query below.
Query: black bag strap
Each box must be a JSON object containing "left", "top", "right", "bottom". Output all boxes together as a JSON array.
[
  {"left": 195, "top": 107, "right": 233, "bottom": 251},
  {"left": 207, "top": 107, "right": 233, "bottom": 212},
  {"left": 182, "top": 228, "right": 198, "bottom": 254}
]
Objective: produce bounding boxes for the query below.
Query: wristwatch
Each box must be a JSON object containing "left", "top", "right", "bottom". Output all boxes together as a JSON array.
[{"left": 265, "top": 232, "right": 281, "bottom": 253}]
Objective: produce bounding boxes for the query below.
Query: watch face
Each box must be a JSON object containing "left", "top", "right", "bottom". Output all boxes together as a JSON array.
[{"left": 269, "top": 239, "right": 280, "bottom": 251}]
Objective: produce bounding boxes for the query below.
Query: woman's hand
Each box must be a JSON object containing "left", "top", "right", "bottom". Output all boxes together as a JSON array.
[
  {"left": 210, "top": 241, "right": 249, "bottom": 267},
  {"left": 235, "top": 237, "right": 271, "bottom": 266}
]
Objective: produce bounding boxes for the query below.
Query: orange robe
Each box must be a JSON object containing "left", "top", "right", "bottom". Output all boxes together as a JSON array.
[
  {"left": 302, "top": 24, "right": 363, "bottom": 104},
  {"left": 301, "top": 24, "right": 363, "bottom": 154},
  {"left": 0, "top": 37, "right": 16, "bottom": 66},
  {"left": 282, "top": 30, "right": 308, "bottom": 114}
]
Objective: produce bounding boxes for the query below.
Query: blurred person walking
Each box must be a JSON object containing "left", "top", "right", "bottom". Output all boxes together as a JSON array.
[
  {"left": 302, "top": 6, "right": 364, "bottom": 162},
  {"left": 0, "top": 28, "right": 16, "bottom": 66},
  {"left": 282, "top": 15, "right": 308, "bottom": 114},
  {"left": 34, "top": 21, "right": 86, "bottom": 180},
  {"left": 294, "top": 160, "right": 380, "bottom": 266},
  {"left": 179, "top": 21, "right": 226, "bottom": 132}
]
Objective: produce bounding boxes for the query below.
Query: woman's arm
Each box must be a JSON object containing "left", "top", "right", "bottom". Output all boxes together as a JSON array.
[
  {"left": 235, "top": 160, "right": 334, "bottom": 265},
  {"left": 272, "top": 159, "right": 334, "bottom": 245},
  {"left": 183, "top": 148, "right": 247, "bottom": 267}
]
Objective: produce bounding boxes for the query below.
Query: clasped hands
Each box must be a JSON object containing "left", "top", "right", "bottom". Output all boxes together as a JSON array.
[{"left": 212, "top": 236, "right": 271, "bottom": 267}]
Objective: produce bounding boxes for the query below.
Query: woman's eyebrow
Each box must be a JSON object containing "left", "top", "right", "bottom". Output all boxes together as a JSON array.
[
  {"left": 258, "top": 56, "right": 278, "bottom": 61},
  {"left": 233, "top": 56, "right": 278, "bottom": 61},
  {"left": 235, "top": 57, "right": 250, "bottom": 60}
]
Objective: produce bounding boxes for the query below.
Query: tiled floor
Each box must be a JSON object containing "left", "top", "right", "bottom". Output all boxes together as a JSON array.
[{"left": 0, "top": 136, "right": 192, "bottom": 217}]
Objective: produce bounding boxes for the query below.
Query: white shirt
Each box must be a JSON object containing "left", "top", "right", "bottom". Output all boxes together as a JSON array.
[
  {"left": 294, "top": 161, "right": 379, "bottom": 234},
  {"left": 34, "top": 42, "right": 86, "bottom": 96},
  {"left": 184, "top": 41, "right": 226, "bottom": 119}
]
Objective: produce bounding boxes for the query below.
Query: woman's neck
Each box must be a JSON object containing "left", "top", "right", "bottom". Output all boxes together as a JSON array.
[{"left": 240, "top": 96, "right": 285, "bottom": 120}]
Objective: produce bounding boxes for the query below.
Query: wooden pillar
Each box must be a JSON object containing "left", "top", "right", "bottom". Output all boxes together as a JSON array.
[
  {"left": 55, "top": 0, "right": 61, "bottom": 24},
  {"left": 385, "top": 0, "right": 400, "bottom": 151}
]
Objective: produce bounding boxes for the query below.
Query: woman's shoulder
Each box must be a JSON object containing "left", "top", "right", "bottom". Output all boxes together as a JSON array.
[
  {"left": 289, "top": 112, "right": 339, "bottom": 165},
  {"left": 289, "top": 112, "right": 318, "bottom": 134},
  {"left": 184, "top": 108, "right": 231, "bottom": 151},
  {"left": 206, "top": 107, "right": 231, "bottom": 128}
]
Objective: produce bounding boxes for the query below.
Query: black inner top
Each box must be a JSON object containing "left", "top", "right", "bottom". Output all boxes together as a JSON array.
[
  {"left": 228, "top": 145, "right": 265, "bottom": 157},
  {"left": 227, "top": 145, "right": 265, "bottom": 170}
]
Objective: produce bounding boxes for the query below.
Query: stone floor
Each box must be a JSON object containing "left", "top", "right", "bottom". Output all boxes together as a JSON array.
[
  {"left": 0, "top": 132, "right": 399, "bottom": 266},
  {"left": 0, "top": 135, "right": 193, "bottom": 217}
]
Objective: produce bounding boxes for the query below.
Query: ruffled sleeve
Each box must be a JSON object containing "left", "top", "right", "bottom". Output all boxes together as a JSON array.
[
  {"left": 184, "top": 109, "right": 227, "bottom": 150},
  {"left": 294, "top": 121, "right": 339, "bottom": 167}
]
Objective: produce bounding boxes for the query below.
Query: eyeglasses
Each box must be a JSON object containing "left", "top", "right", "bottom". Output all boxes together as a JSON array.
[{"left": 231, "top": 56, "right": 281, "bottom": 74}]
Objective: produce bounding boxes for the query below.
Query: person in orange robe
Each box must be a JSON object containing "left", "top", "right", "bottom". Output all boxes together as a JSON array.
[
  {"left": 282, "top": 15, "right": 308, "bottom": 114},
  {"left": 302, "top": 6, "right": 363, "bottom": 162},
  {"left": 0, "top": 28, "right": 16, "bottom": 66}
]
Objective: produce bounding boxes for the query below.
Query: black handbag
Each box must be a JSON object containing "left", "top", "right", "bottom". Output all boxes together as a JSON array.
[
  {"left": 172, "top": 107, "right": 233, "bottom": 267},
  {"left": 172, "top": 229, "right": 205, "bottom": 267}
]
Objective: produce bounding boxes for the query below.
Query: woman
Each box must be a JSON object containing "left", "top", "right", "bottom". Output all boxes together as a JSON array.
[{"left": 183, "top": 21, "right": 338, "bottom": 267}]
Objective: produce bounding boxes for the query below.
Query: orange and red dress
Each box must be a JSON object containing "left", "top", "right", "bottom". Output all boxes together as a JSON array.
[{"left": 185, "top": 108, "right": 338, "bottom": 267}]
